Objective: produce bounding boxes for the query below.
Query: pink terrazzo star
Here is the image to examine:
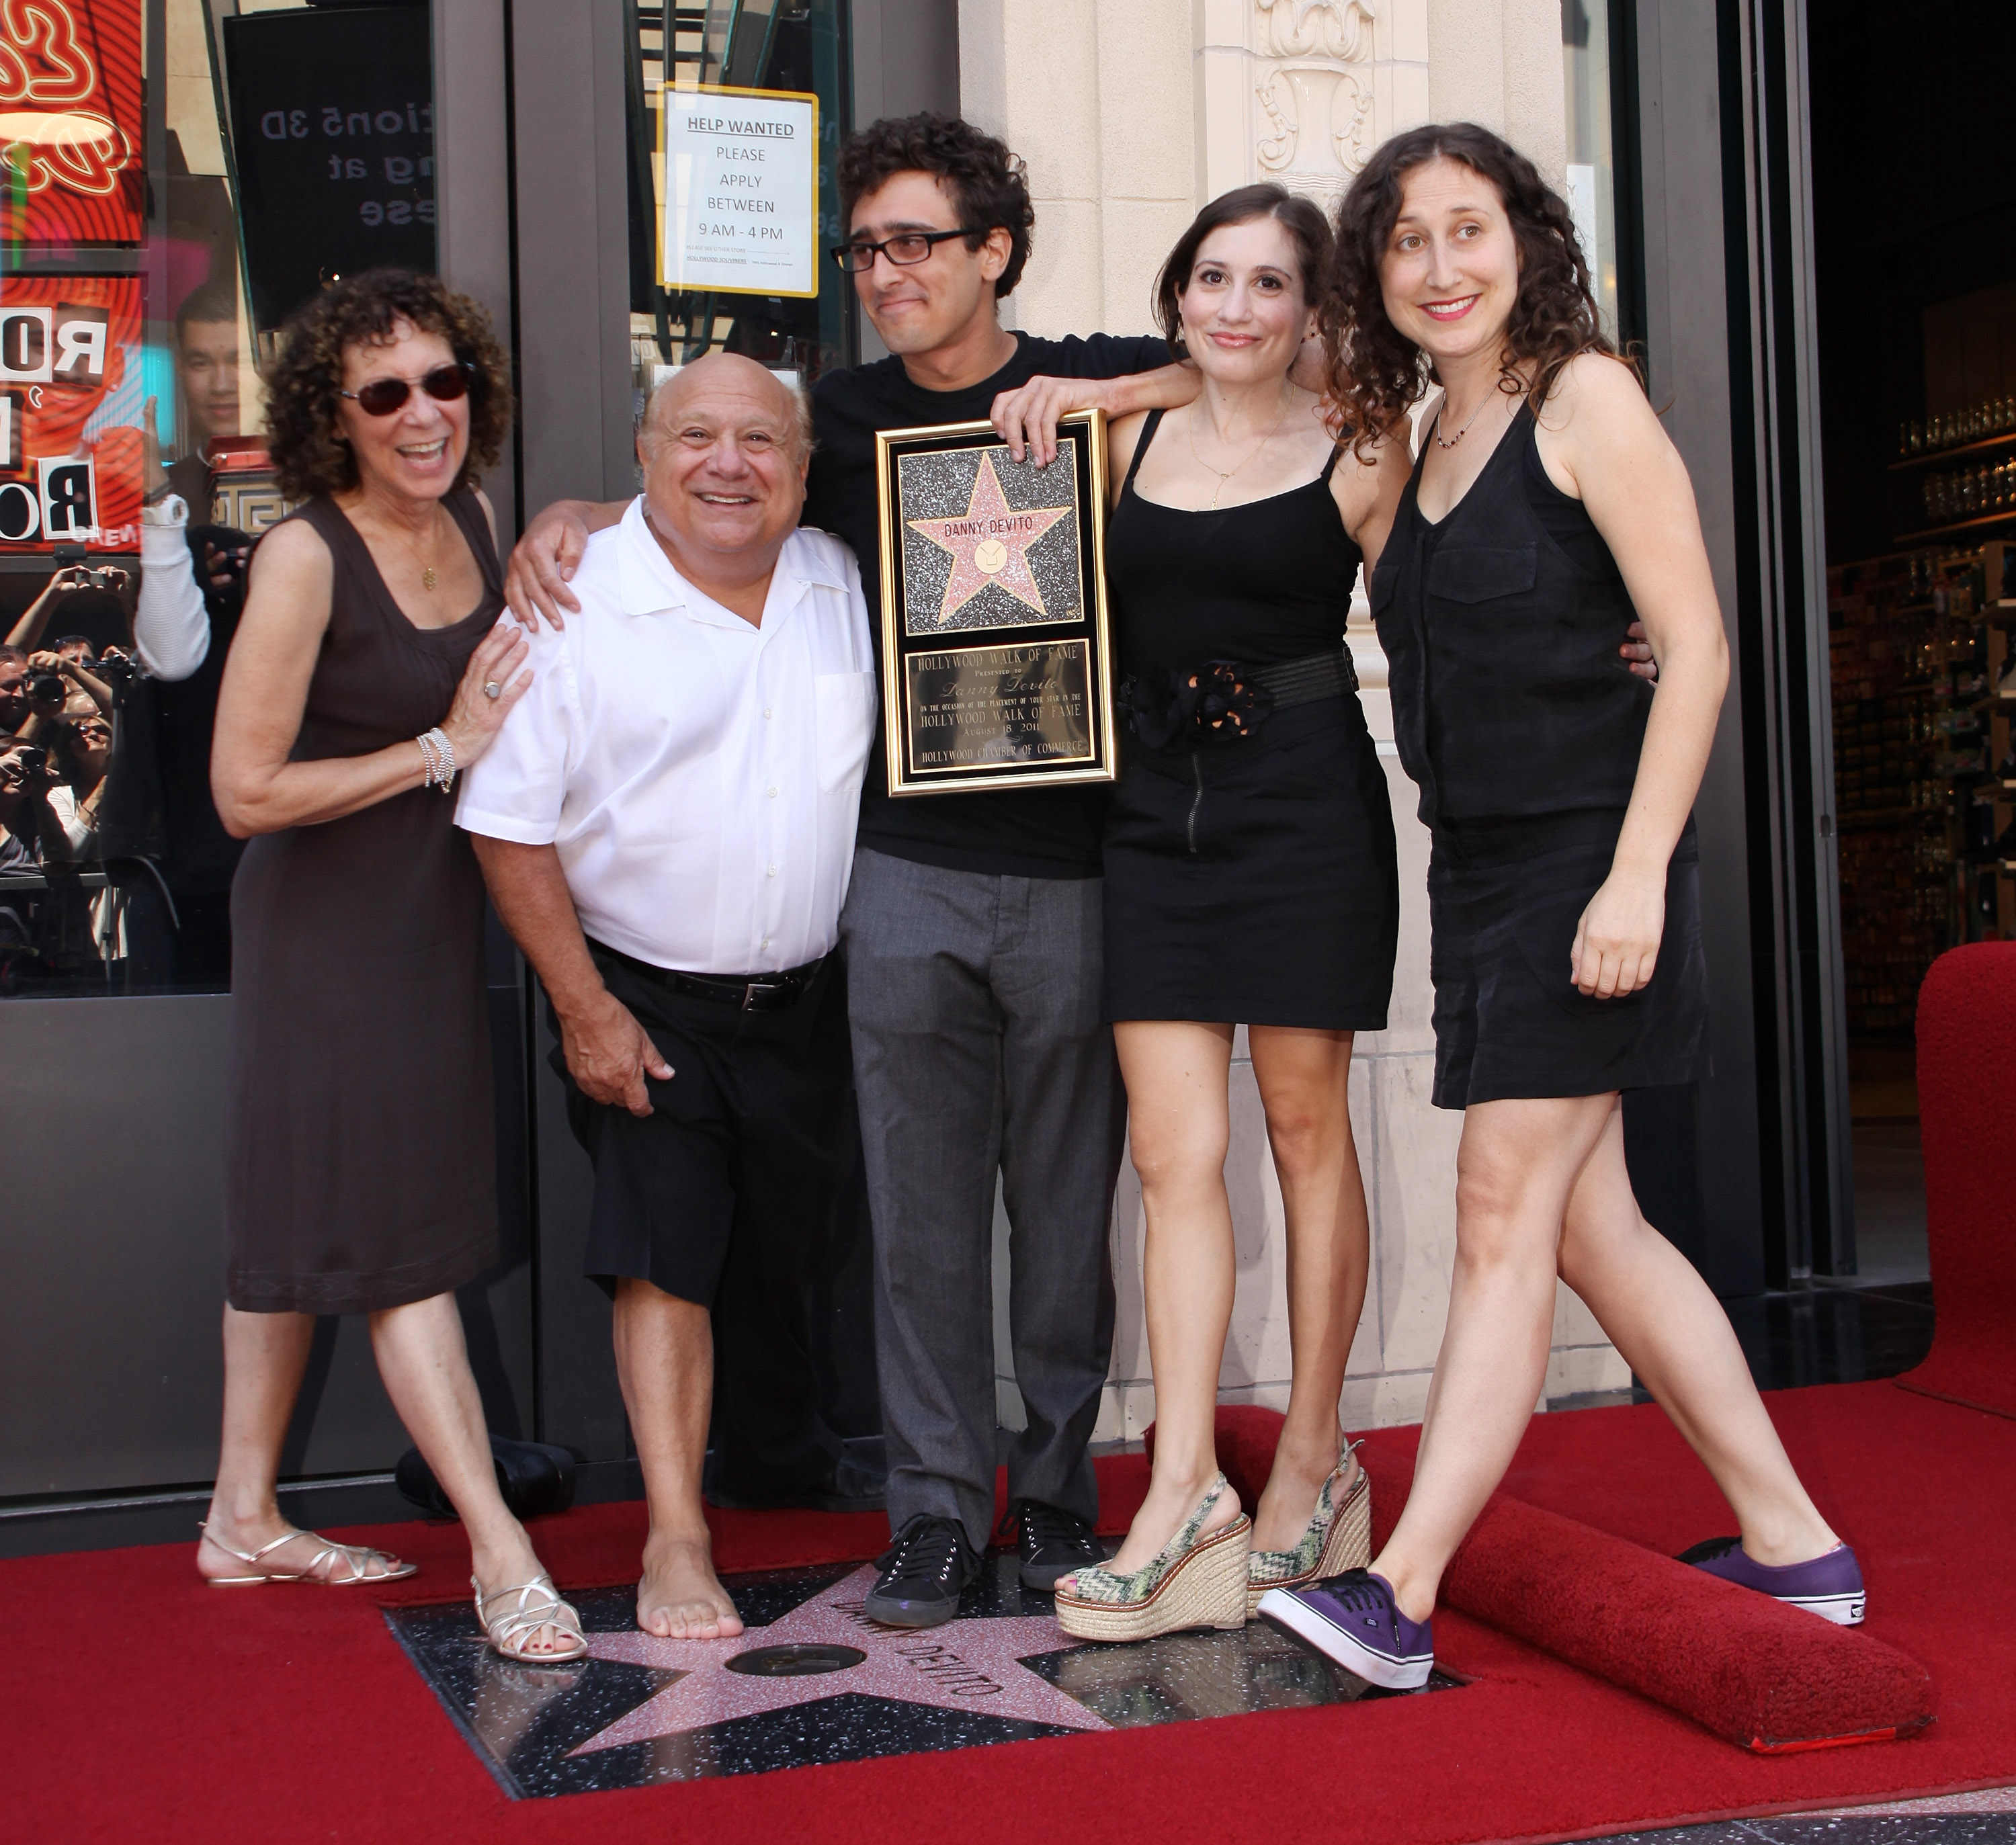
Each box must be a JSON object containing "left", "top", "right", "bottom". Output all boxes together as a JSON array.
[
  {"left": 906, "top": 452, "right": 1070, "bottom": 624},
  {"left": 571, "top": 1564, "right": 1107, "bottom": 1753}
]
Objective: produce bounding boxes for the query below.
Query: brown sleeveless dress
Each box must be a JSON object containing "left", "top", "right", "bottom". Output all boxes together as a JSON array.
[{"left": 224, "top": 492, "right": 503, "bottom": 1313}]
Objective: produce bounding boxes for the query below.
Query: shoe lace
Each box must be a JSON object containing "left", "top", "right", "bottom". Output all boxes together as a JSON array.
[
  {"left": 1317, "top": 1568, "right": 1390, "bottom": 1616},
  {"left": 1001, "top": 1499, "right": 1100, "bottom": 1558},
  {"left": 874, "top": 1515, "right": 970, "bottom": 1589}
]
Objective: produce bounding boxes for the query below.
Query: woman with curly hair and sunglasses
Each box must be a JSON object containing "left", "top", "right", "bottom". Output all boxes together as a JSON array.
[
  {"left": 1255, "top": 126, "right": 1860, "bottom": 1688},
  {"left": 198, "top": 269, "right": 581, "bottom": 1664}
]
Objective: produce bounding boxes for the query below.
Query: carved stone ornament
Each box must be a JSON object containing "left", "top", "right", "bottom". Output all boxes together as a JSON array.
[{"left": 1256, "top": 0, "right": 1376, "bottom": 62}]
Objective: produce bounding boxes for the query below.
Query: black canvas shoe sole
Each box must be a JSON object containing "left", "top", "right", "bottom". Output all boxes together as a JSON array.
[
  {"left": 861, "top": 1586, "right": 961, "bottom": 1628},
  {"left": 1020, "top": 1547, "right": 1106, "bottom": 1591}
]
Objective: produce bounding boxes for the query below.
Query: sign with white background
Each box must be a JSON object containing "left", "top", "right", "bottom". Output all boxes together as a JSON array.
[{"left": 661, "top": 84, "right": 818, "bottom": 298}]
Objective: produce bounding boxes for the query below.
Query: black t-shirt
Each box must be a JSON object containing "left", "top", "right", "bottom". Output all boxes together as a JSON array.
[{"left": 804, "top": 329, "right": 1170, "bottom": 879}]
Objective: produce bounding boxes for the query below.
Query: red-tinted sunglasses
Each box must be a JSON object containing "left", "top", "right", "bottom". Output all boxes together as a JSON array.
[{"left": 339, "top": 361, "right": 474, "bottom": 418}]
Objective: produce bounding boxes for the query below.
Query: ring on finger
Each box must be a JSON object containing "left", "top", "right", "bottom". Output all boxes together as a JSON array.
[{"left": 483, "top": 680, "right": 502, "bottom": 699}]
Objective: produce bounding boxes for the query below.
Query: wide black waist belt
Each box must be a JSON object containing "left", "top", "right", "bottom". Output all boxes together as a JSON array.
[
  {"left": 589, "top": 939, "right": 828, "bottom": 1013},
  {"left": 1253, "top": 646, "right": 1359, "bottom": 705},
  {"left": 1118, "top": 646, "right": 1358, "bottom": 750}
]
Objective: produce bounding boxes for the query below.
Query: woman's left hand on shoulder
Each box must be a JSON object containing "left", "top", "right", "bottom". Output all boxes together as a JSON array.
[{"left": 1570, "top": 867, "right": 1665, "bottom": 998}]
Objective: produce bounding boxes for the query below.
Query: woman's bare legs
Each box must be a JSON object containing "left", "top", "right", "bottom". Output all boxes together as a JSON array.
[
  {"left": 1372, "top": 1092, "right": 1837, "bottom": 1623},
  {"left": 1106, "top": 1019, "right": 1245, "bottom": 1571},
  {"left": 199, "top": 1305, "right": 354, "bottom": 1578},
  {"left": 1246, "top": 1026, "right": 1370, "bottom": 1551},
  {"left": 372, "top": 1293, "right": 573, "bottom": 1653},
  {"left": 1558, "top": 1101, "right": 1837, "bottom": 1562}
]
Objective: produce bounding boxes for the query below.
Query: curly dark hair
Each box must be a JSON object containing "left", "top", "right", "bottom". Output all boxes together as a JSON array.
[
  {"left": 1153, "top": 183, "right": 1331, "bottom": 351},
  {"left": 263, "top": 269, "right": 511, "bottom": 501},
  {"left": 837, "top": 113, "right": 1034, "bottom": 298},
  {"left": 1320, "top": 122, "right": 1622, "bottom": 456}
]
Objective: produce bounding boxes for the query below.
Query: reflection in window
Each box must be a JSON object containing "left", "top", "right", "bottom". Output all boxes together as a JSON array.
[
  {"left": 1561, "top": 0, "right": 1620, "bottom": 338},
  {"left": 1, "top": 0, "right": 436, "bottom": 998},
  {"left": 625, "top": 1, "right": 849, "bottom": 439}
]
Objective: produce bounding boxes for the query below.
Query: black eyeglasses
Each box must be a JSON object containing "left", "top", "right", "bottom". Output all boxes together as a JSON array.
[
  {"left": 830, "top": 228, "right": 986, "bottom": 273},
  {"left": 339, "top": 361, "right": 474, "bottom": 417}
]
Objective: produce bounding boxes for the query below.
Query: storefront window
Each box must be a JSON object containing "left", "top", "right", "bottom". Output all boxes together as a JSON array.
[
  {"left": 0, "top": 0, "right": 435, "bottom": 998},
  {"left": 1561, "top": 0, "right": 1621, "bottom": 337},
  {"left": 624, "top": 0, "right": 850, "bottom": 433}
]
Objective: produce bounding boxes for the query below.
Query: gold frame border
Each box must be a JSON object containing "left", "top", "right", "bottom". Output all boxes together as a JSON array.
[
  {"left": 659, "top": 82, "right": 821, "bottom": 301},
  {"left": 900, "top": 638, "right": 1097, "bottom": 776},
  {"left": 875, "top": 409, "right": 1115, "bottom": 798}
]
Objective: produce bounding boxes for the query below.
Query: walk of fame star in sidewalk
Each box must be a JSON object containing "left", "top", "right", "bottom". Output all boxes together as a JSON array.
[{"left": 385, "top": 1554, "right": 1459, "bottom": 1799}]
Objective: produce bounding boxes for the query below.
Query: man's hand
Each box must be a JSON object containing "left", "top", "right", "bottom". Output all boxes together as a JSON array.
[
  {"left": 142, "top": 396, "right": 168, "bottom": 499},
  {"left": 1622, "top": 619, "right": 1659, "bottom": 682},
  {"left": 991, "top": 375, "right": 1103, "bottom": 468},
  {"left": 558, "top": 987, "right": 675, "bottom": 1115},
  {"left": 503, "top": 507, "right": 593, "bottom": 631}
]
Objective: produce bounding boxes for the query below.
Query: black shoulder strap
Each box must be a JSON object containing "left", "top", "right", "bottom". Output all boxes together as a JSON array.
[{"left": 1121, "top": 406, "right": 1165, "bottom": 494}]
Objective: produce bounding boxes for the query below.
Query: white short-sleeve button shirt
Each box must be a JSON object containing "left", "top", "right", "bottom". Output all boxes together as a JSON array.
[{"left": 456, "top": 500, "right": 876, "bottom": 975}]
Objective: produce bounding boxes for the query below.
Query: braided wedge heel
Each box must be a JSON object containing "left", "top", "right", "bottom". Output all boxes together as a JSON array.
[
  {"left": 1245, "top": 1445, "right": 1372, "bottom": 1618},
  {"left": 1052, "top": 1473, "right": 1251, "bottom": 1642}
]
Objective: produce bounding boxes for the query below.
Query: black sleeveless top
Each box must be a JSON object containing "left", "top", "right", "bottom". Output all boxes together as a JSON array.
[
  {"left": 1105, "top": 407, "right": 1362, "bottom": 673},
  {"left": 1370, "top": 402, "right": 1653, "bottom": 827}
]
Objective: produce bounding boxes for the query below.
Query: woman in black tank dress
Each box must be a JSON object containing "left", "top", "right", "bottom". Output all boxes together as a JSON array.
[
  {"left": 1255, "top": 126, "right": 1857, "bottom": 1690},
  {"left": 1031, "top": 188, "right": 1412, "bottom": 1644},
  {"left": 201, "top": 273, "right": 583, "bottom": 1665}
]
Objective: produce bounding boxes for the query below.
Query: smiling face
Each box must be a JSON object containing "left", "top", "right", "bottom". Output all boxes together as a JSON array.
[
  {"left": 1177, "top": 215, "right": 1314, "bottom": 387},
  {"left": 1378, "top": 156, "right": 1521, "bottom": 372},
  {"left": 333, "top": 319, "right": 468, "bottom": 505},
  {"left": 847, "top": 171, "right": 1009, "bottom": 359},
  {"left": 638, "top": 353, "right": 807, "bottom": 566}
]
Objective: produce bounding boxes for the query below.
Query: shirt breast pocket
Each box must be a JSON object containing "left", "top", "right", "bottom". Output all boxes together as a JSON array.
[{"left": 814, "top": 671, "right": 876, "bottom": 794}]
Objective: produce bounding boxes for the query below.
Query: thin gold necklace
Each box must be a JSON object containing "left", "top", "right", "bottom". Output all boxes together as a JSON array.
[
  {"left": 1187, "top": 386, "right": 1296, "bottom": 509},
  {"left": 400, "top": 504, "right": 448, "bottom": 591}
]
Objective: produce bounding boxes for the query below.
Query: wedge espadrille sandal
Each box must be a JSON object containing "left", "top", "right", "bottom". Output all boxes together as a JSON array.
[
  {"left": 1052, "top": 1472, "right": 1251, "bottom": 1643},
  {"left": 1245, "top": 1443, "right": 1372, "bottom": 1617}
]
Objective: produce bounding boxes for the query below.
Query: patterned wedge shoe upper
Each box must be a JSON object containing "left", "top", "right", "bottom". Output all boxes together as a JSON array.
[
  {"left": 1056, "top": 1471, "right": 1242, "bottom": 1606},
  {"left": 1247, "top": 1447, "right": 1372, "bottom": 1601}
]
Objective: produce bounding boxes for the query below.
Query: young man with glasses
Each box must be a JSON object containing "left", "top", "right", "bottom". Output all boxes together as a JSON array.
[{"left": 505, "top": 114, "right": 1216, "bottom": 1629}]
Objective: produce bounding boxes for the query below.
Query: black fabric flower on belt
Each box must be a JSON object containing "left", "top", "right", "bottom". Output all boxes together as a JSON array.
[{"left": 1118, "top": 660, "right": 1275, "bottom": 750}]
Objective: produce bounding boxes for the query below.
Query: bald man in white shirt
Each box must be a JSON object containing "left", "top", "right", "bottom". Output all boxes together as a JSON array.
[{"left": 460, "top": 355, "right": 876, "bottom": 1638}]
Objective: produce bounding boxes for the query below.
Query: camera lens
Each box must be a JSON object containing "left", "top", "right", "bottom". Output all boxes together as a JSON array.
[{"left": 28, "top": 671, "right": 63, "bottom": 701}]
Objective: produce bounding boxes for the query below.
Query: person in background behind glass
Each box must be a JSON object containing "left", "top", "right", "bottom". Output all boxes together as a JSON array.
[{"left": 166, "top": 280, "right": 245, "bottom": 521}]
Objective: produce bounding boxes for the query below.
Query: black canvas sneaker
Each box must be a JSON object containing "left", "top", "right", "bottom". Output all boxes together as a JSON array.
[
  {"left": 862, "top": 1514, "right": 980, "bottom": 1628},
  {"left": 1002, "top": 1499, "right": 1106, "bottom": 1591}
]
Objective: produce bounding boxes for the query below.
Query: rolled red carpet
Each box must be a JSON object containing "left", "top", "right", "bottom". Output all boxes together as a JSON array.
[
  {"left": 1355, "top": 1441, "right": 1934, "bottom": 1753},
  {"left": 1904, "top": 942, "right": 2016, "bottom": 1419}
]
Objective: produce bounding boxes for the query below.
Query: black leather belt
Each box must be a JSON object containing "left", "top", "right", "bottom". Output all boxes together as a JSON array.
[
  {"left": 591, "top": 942, "right": 827, "bottom": 1013},
  {"left": 1253, "top": 646, "right": 1359, "bottom": 705}
]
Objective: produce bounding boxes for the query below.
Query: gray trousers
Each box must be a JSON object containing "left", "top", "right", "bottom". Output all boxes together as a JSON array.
[{"left": 839, "top": 848, "right": 1125, "bottom": 1550}]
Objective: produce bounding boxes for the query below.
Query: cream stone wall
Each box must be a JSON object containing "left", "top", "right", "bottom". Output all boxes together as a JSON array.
[{"left": 958, "top": 0, "right": 1628, "bottom": 1443}]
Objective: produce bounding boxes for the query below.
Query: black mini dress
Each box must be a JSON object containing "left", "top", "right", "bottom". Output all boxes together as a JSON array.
[
  {"left": 1101, "top": 410, "right": 1399, "bottom": 1028},
  {"left": 1370, "top": 403, "right": 1710, "bottom": 1109}
]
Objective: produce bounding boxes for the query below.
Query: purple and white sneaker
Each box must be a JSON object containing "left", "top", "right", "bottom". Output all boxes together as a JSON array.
[
  {"left": 1257, "top": 1567, "right": 1434, "bottom": 1689},
  {"left": 1678, "top": 1537, "right": 1865, "bottom": 1625}
]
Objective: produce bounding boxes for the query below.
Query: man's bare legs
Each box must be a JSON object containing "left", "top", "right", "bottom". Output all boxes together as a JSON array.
[
  {"left": 1246, "top": 1026, "right": 1369, "bottom": 1552},
  {"left": 1107, "top": 1020, "right": 1245, "bottom": 1571},
  {"left": 1371, "top": 1093, "right": 1837, "bottom": 1624},
  {"left": 614, "top": 1276, "right": 743, "bottom": 1638}
]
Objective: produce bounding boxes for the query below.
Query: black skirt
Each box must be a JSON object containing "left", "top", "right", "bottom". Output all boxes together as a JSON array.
[
  {"left": 1102, "top": 699, "right": 1399, "bottom": 1029},
  {"left": 1427, "top": 809, "right": 1711, "bottom": 1109}
]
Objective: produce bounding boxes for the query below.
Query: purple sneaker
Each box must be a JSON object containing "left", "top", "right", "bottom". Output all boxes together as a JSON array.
[
  {"left": 1257, "top": 1568, "right": 1433, "bottom": 1689},
  {"left": 1678, "top": 1537, "right": 1865, "bottom": 1625}
]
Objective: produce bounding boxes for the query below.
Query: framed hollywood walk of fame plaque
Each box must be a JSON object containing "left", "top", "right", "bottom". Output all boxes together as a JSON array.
[{"left": 874, "top": 409, "right": 1117, "bottom": 796}]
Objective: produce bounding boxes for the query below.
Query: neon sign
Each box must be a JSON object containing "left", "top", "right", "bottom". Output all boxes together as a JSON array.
[{"left": 0, "top": 0, "right": 142, "bottom": 245}]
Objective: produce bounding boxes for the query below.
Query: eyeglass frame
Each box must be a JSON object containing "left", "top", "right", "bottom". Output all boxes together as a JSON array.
[
  {"left": 829, "top": 226, "right": 992, "bottom": 273},
  {"left": 338, "top": 361, "right": 477, "bottom": 418}
]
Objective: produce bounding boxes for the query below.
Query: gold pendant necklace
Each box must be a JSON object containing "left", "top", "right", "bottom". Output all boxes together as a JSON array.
[
  {"left": 405, "top": 506, "right": 444, "bottom": 591},
  {"left": 1188, "top": 386, "right": 1296, "bottom": 510}
]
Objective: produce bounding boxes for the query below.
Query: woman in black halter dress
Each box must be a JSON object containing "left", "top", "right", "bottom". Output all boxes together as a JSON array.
[{"left": 1036, "top": 187, "right": 1410, "bottom": 1645}]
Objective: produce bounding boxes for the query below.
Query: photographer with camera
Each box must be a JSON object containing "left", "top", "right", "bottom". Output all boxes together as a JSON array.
[{"left": 5, "top": 560, "right": 134, "bottom": 657}]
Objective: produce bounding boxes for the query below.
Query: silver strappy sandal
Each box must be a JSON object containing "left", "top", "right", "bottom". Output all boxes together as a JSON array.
[
  {"left": 199, "top": 1520, "right": 417, "bottom": 1586},
  {"left": 473, "top": 1572, "right": 589, "bottom": 1664}
]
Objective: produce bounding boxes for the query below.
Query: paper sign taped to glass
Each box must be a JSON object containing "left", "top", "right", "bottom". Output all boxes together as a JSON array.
[{"left": 875, "top": 410, "right": 1117, "bottom": 796}]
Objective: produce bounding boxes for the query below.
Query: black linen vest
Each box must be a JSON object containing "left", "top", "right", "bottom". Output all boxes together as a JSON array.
[{"left": 1369, "top": 402, "right": 1654, "bottom": 828}]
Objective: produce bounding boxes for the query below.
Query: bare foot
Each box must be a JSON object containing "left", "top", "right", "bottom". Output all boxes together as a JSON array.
[
  {"left": 1251, "top": 1437, "right": 1355, "bottom": 1553},
  {"left": 1104, "top": 1471, "right": 1241, "bottom": 1575},
  {"left": 198, "top": 1518, "right": 410, "bottom": 1584},
  {"left": 637, "top": 1534, "right": 743, "bottom": 1639}
]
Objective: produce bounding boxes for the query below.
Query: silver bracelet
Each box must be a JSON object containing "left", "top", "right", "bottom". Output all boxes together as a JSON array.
[{"left": 416, "top": 726, "right": 457, "bottom": 794}]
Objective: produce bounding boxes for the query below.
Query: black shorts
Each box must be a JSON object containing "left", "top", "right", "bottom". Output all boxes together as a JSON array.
[
  {"left": 1427, "top": 810, "right": 1710, "bottom": 1111},
  {"left": 552, "top": 944, "right": 853, "bottom": 1306}
]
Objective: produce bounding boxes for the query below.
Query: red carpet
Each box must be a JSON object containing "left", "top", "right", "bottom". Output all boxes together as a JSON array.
[
  {"left": 9, "top": 1380, "right": 2012, "bottom": 1845},
  {"left": 1901, "top": 941, "right": 2016, "bottom": 1418}
]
